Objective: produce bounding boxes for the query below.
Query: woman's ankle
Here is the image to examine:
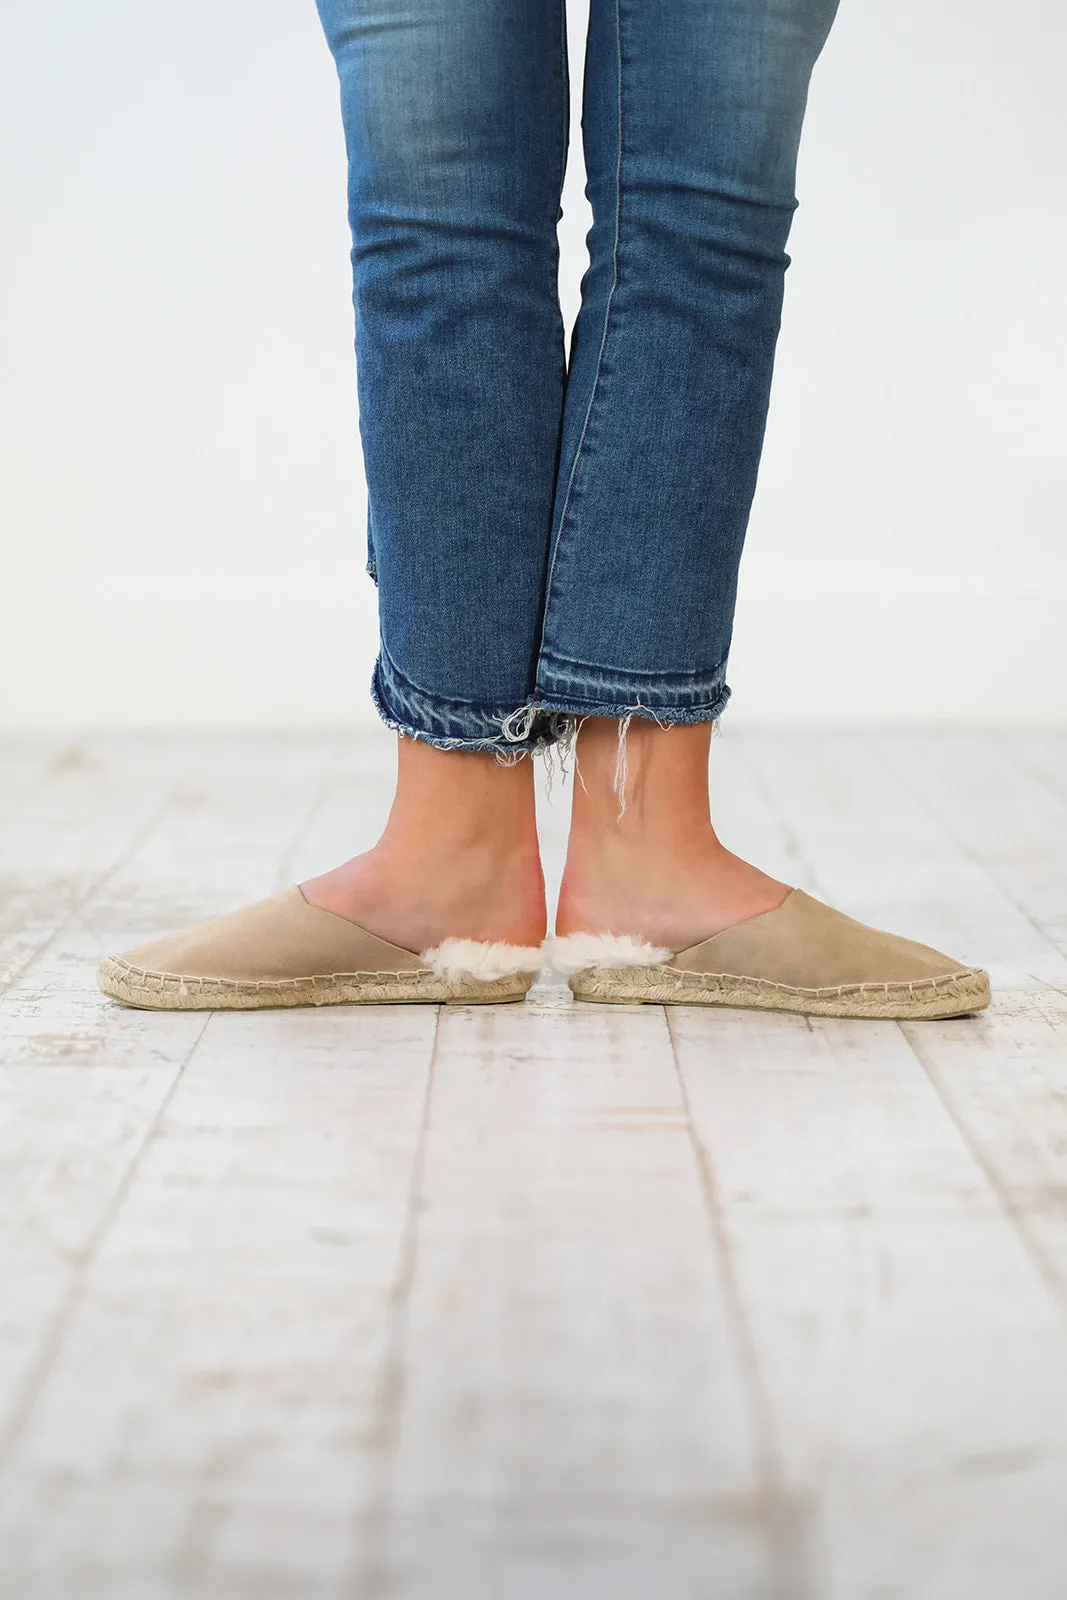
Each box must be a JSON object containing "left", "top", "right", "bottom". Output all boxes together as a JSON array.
[
  {"left": 301, "top": 737, "right": 547, "bottom": 951},
  {"left": 557, "top": 717, "right": 788, "bottom": 947},
  {"left": 303, "top": 836, "right": 546, "bottom": 950},
  {"left": 556, "top": 838, "right": 787, "bottom": 947}
]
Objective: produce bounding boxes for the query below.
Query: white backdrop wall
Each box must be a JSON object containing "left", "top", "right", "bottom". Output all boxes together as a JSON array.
[{"left": 1, "top": 0, "right": 1064, "bottom": 728}]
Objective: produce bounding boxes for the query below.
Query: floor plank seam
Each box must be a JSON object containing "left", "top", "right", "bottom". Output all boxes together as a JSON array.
[
  {"left": 0, "top": 778, "right": 187, "bottom": 1004},
  {"left": 902, "top": 1019, "right": 1067, "bottom": 1321},
  {"left": 665, "top": 1006, "right": 812, "bottom": 1600},
  {"left": 356, "top": 1003, "right": 441, "bottom": 1598},
  {"left": 1009, "top": 743, "right": 1067, "bottom": 810},
  {"left": 0, "top": 1010, "right": 215, "bottom": 1473},
  {"left": 0, "top": 739, "right": 74, "bottom": 832},
  {"left": 881, "top": 741, "right": 1064, "bottom": 958}
]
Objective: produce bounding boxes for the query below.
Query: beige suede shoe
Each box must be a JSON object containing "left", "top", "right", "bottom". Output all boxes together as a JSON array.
[
  {"left": 98, "top": 886, "right": 543, "bottom": 1011},
  {"left": 546, "top": 889, "right": 990, "bottom": 1020}
]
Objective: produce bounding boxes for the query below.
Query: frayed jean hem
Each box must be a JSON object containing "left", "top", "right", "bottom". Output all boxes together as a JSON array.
[
  {"left": 371, "top": 651, "right": 562, "bottom": 757},
  {"left": 530, "top": 688, "right": 732, "bottom": 727},
  {"left": 371, "top": 647, "right": 731, "bottom": 760}
]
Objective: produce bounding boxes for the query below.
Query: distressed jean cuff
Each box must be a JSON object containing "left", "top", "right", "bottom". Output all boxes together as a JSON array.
[
  {"left": 372, "top": 645, "right": 732, "bottom": 756},
  {"left": 372, "top": 646, "right": 561, "bottom": 755},
  {"left": 534, "top": 650, "right": 732, "bottom": 725}
]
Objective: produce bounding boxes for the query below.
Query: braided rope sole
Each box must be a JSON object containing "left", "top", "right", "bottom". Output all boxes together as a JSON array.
[
  {"left": 569, "top": 963, "right": 991, "bottom": 1020},
  {"left": 98, "top": 958, "right": 534, "bottom": 1012}
]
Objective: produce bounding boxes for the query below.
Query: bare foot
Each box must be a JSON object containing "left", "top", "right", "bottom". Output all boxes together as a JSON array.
[
  {"left": 302, "top": 740, "right": 547, "bottom": 954},
  {"left": 556, "top": 717, "right": 789, "bottom": 950}
]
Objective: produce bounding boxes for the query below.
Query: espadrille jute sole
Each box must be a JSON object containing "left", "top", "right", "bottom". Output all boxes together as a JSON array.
[
  {"left": 98, "top": 957, "right": 533, "bottom": 1012},
  {"left": 569, "top": 964, "right": 990, "bottom": 1020}
]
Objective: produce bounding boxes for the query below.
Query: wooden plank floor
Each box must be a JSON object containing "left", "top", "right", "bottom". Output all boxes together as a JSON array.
[{"left": 1, "top": 729, "right": 1066, "bottom": 1599}]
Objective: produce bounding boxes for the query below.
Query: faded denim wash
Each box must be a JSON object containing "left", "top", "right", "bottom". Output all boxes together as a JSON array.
[{"left": 315, "top": 0, "right": 840, "bottom": 752}]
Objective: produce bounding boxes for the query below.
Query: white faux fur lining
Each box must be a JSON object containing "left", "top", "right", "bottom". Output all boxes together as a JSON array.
[
  {"left": 542, "top": 933, "right": 673, "bottom": 976},
  {"left": 420, "top": 939, "right": 545, "bottom": 982}
]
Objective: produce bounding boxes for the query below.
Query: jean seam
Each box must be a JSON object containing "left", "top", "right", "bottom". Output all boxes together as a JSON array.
[
  {"left": 536, "top": 688, "right": 732, "bottom": 722},
  {"left": 378, "top": 636, "right": 527, "bottom": 717},
  {"left": 535, "top": 0, "right": 625, "bottom": 666},
  {"left": 538, "top": 649, "right": 729, "bottom": 689}
]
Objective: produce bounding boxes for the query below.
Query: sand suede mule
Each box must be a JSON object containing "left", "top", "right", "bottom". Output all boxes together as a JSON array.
[
  {"left": 98, "top": 885, "right": 543, "bottom": 1011},
  {"left": 546, "top": 889, "right": 990, "bottom": 1021}
]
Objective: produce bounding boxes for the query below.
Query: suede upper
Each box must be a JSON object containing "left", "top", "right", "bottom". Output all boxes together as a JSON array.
[
  {"left": 116, "top": 886, "right": 430, "bottom": 982},
  {"left": 671, "top": 889, "right": 973, "bottom": 988}
]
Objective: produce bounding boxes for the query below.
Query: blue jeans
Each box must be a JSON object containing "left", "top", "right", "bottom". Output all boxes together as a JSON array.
[{"left": 315, "top": 0, "right": 839, "bottom": 753}]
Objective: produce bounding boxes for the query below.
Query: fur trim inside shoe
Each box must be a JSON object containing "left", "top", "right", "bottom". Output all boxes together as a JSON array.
[
  {"left": 542, "top": 933, "right": 673, "bottom": 977},
  {"left": 420, "top": 939, "right": 546, "bottom": 982}
]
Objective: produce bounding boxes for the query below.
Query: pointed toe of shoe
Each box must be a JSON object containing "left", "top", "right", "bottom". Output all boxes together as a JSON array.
[
  {"left": 96, "top": 887, "right": 346, "bottom": 1009},
  {"left": 563, "top": 890, "right": 990, "bottom": 1020},
  {"left": 98, "top": 887, "right": 540, "bottom": 1011}
]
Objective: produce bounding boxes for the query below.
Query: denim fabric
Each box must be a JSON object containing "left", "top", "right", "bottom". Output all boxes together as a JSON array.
[{"left": 315, "top": 0, "right": 840, "bottom": 752}]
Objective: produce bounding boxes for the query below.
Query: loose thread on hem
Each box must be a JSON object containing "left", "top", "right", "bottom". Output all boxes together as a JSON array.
[
  {"left": 610, "top": 702, "right": 680, "bottom": 818},
  {"left": 500, "top": 702, "right": 540, "bottom": 745},
  {"left": 402, "top": 698, "right": 730, "bottom": 797},
  {"left": 613, "top": 714, "right": 633, "bottom": 819},
  {"left": 386, "top": 723, "right": 537, "bottom": 765},
  {"left": 568, "top": 715, "right": 590, "bottom": 795},
  {"left": 542, "top": 712, "right": 586, "bottom": 798}
]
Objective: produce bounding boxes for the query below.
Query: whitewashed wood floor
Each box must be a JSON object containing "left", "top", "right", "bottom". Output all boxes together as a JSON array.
[{"left": 2, "top": 729, "right": 1067, "bottom": 1600}]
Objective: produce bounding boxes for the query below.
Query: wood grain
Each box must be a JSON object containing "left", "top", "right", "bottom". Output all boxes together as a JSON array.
[{"left": 2, "top": 730, "right": 1067, "bottom": 1598}]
